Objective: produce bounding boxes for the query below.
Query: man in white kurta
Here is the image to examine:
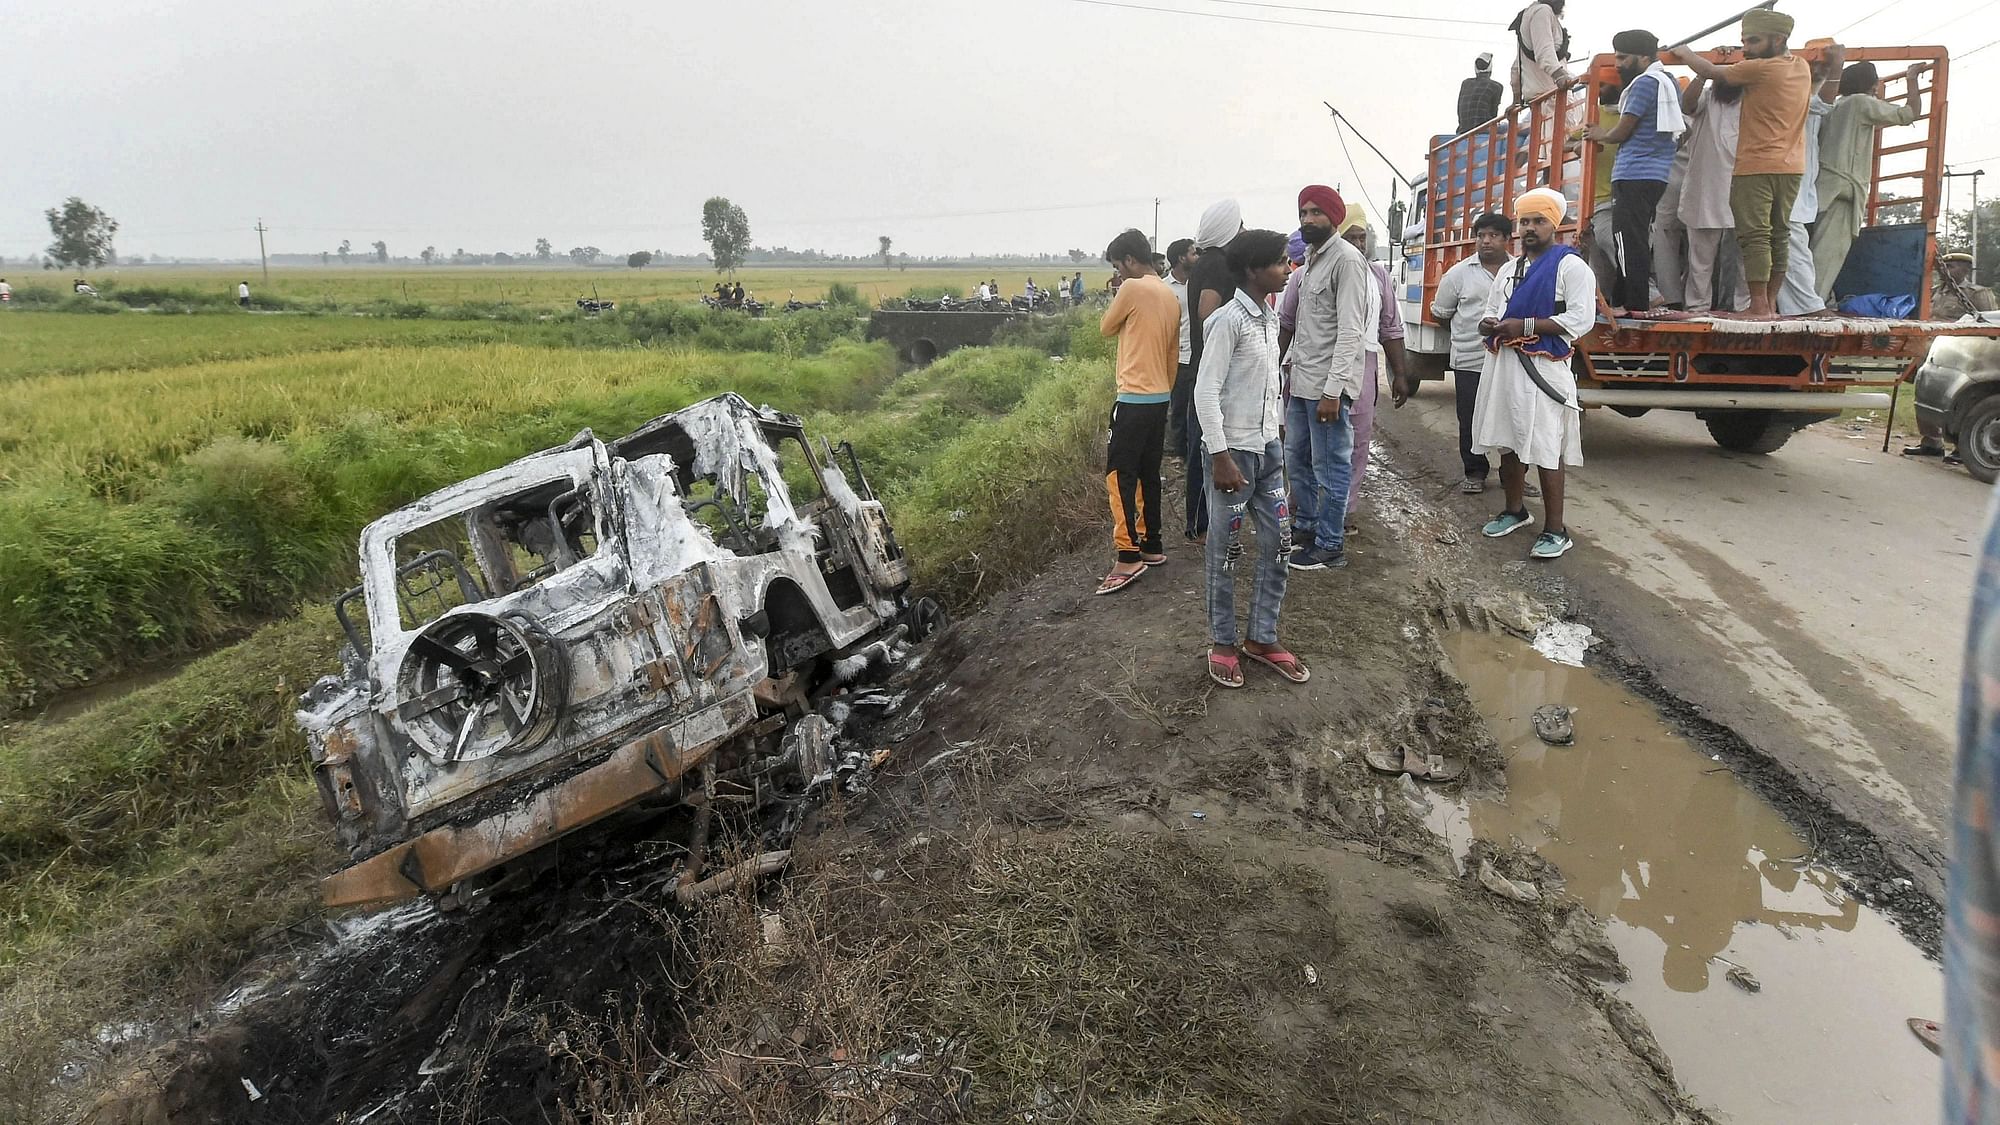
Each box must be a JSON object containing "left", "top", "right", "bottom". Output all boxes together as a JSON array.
[{"left": 1472, "top": 187, "right": 1595, "bottom": 560}]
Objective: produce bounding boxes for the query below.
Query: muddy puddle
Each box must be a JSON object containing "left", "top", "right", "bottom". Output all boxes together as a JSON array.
[{"left": 1431, "top": 629, "right": 1941, "bottom": 1124}]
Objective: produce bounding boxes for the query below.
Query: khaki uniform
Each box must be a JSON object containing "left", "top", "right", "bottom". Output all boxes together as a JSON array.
[{"left": 1934, "top": 279, "right": 1999, "bottom": 321}]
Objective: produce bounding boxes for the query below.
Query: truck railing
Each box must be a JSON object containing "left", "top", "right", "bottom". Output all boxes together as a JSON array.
[{"left": 1419, "top": 45, "right": 1953, "bottom": 329}]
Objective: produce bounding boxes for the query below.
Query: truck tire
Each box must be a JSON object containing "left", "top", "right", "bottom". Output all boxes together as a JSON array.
[
  {"left": 1705, "top": 410, "right": 1793, "bottom": 455},
  {"left": 1960, "top": 394, "right": 2000, "bottom": 484}
]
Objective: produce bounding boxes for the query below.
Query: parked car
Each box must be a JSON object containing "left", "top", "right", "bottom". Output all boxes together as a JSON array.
[{"left": 1914, "top": 332, "right": 2000, "bottom": 482}]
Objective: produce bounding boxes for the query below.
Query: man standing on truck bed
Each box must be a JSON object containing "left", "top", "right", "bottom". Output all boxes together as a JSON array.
[
  {"left": 1811, "top": 58, "right": 1926, "bottom": 304},
  {"left": 1586, "top": 29, "right": 1684, "bottom": 314},
  {"left": 1094, "top": 229, "right": 1180, "bottom": 596},
  {"left": 1673, "top": 9, "right": 1811, "bottom": 319},
  {"left": 1510, "top": 0, "right": 1573, "bottom": 108},
  {"left": 1473, "top": 188, "right": 1593, "bottom": 560},
  {"left": 1459, "top": 53, "right": 1504, "bottom": 133},
  {"left": 1285, "top": 184, "right": 1371, "bottom": 572}
]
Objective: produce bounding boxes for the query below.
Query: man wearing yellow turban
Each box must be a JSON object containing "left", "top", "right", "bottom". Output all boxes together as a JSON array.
[
  {"left": 1469, "top": 187, "right": 1593, "bottom": 560},
  {"left": 1674, "top": 10, "right": 1812, "bottom": 317}
]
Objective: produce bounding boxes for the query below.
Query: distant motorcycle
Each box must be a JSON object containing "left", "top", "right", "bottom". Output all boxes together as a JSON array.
[
  {"left": 784, "top": 298, "right": 827, "bottom": 312},
  {"left": 577, "top": 296, "right": 616, "bottom": 314}
]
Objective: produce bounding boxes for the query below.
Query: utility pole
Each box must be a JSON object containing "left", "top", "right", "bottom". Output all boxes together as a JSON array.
[
  {"left": 1945, "top": 169, "right": 1986, "bottom": 275},
  {"left": 254, "top": 219, "right": 269, "bottom": 284},
  {"left": 1152, "top": 197, "right": 1161, "bottom": 255}
]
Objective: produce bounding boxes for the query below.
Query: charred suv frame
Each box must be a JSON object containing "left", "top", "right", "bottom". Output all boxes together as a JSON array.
[{"left": 297, "top": 394, "right": 931, "bottom": 910}]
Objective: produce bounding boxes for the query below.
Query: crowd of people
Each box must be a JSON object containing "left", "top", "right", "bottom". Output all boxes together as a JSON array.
[
  {"left": 1093, "top": 174, "right": 1589, "bottom": 784},
  {"left": 1493, "top": 4, "right": 1931, "bottom": 321}
]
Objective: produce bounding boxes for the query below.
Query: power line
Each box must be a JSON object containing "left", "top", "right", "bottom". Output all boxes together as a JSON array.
[
  {"left": 1913, "top": 0, "right": 1998, "bottom": 39},
  {"left": 1834, "top": 0, "right": 1903, "bottom": 35},
  {"left": 1191, "top": 0, "right": 1484, "bottom": 27},
  {"left": 1331, "top": 118, "right": 1385, "bottom": 231},
  {"left": 1963, "top": 34, "right": 2000, "bottom": 61},
  {"left": 1065, "top": 0, "right": 1491, "bottom": 43}
]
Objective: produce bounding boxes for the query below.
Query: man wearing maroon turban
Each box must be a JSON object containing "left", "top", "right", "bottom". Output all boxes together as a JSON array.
[{"left": 1281, "top": 184, "right": 1371, "bottom": 572}]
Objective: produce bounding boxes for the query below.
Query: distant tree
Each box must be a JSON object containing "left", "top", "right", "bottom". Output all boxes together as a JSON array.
[
  {"left": 44, "top": 197, "right": 118, "bottom": 268},
  {"left": 568, "top": 246, "right": 600, "bottom": 265},
  {"left": 421, "top": 246, "right": 437, "bottom": 264},
  {"left": 338, "top": 239, "right": 352, "bottom": 262},
  {"left": 320, "top": 251, "right": 330, "bottom": 265},
  {"left": 701, "top": 196, "right": 752, "bottom": 275},
  {"left": 493, "top": 251, "right": 513, "bottom": 264},
  {"left": 878, "top": 235, "right": 893, "bottom": 267},
  {"left": 627, "top": 250, "right": 654, "bottom": 268},
  {"left": 1946, "top": 202, "right": 2000, "bottom": 287},
  {"left": 897, "top": 251, "right": 909, "bottom": 272},
  {"left": 535, "top": 237, "right": 553, "bottom": 261},
  {"left": 372, "top": 240, "right": 388, "bottom": 263},
  {"left": 1068, "top": 248, "right": 1088, "bottom": 263}
]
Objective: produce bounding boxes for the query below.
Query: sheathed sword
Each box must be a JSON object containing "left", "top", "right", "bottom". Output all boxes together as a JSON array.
[{"left": 1511, "top": 348, "right": 1583, "bottom": 413}]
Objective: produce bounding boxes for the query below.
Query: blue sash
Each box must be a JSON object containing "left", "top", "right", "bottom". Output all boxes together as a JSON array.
[{"left": 1486, "top": 245, "right": 1579, "bottom": 360}]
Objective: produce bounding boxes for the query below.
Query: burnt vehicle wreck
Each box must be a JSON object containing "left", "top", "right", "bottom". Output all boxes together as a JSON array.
[{"left": 296, "top": 393, "right": 938, "bottom": 910}]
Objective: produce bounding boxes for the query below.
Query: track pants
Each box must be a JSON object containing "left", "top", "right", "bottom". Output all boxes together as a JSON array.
[
  {"left": 1612, "top": 179, "right": 1669, "bottom": 311},
  {"left": 1106, "top": 400, "right": 1167, "bottom": 563}
]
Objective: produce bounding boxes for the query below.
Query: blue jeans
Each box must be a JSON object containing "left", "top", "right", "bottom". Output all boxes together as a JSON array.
[
  {"left": 1205, "top": 441, "right": 1290, "bottom": 647},
  {"left": 1283, "top": 393, "right": 1354, "bottom": 555}
]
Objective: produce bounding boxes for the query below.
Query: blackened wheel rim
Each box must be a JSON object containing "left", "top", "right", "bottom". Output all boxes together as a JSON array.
[{"left": 395, "top": 611, "right": 567, "bottom": 764}]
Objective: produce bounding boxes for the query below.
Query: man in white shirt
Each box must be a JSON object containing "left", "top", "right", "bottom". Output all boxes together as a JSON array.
[
  {"left": 238, "top": 281, "right": 251, "bottom": 308},
  {"left": 1510, "top": 0, "right": 1573, "bottom": 107},
  {"left": 1430, "top": 213, "right": 1511, "bottom": 494},
  {"left": 1472, "top": 188, "right": 1595, "bottom": 560},
  {"left": 0, "top": 278, "right": 12, "bottom": 305},
  {"left": 1194, "top": 229, "right": 1311, "bottom": 690},
  {"left": 1162, "top": 238, "right": 1198, "bottom": 460}
]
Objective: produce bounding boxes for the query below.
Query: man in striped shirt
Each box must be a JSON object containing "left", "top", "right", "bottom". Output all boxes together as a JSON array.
[{"left": 1194, "top": 230, "right": 1311, "bottom": 690}]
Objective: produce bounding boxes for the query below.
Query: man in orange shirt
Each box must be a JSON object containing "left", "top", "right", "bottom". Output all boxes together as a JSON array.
[
  {"left": 1095, "top": 228, "right": 1181, "bottom": 595},
  {"left": 1674, "top": 9, "right": 1810, "bottom": 317}
]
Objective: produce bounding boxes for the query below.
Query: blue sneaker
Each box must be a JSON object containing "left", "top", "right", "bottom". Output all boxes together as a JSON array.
[
  {"left": 1482, "top": 509, "right": 1533, "bottom": 538},
  {"left": 1287, "top": 545, "right": 1349, "bottom": 571},
  {"left": 1530, "top": 530, "right": 1574, "bottom": 559}
]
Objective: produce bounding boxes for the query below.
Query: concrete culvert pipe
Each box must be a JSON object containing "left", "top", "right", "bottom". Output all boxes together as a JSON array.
[{"left": 909, "top": 338, "right": 939, "bottom": 366}]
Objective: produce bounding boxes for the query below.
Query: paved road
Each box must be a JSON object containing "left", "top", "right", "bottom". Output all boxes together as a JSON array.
[{"left": 1381, "top": 376, "right": 1992, "bottom": 895}]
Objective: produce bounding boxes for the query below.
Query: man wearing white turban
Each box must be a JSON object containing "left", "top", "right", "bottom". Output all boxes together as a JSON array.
[
  {"left": 1180, "top": 199, "right": 1247, "bottom": 544},
  {"left": 1196, "top": 199, "right": 1243, "bottom": 253}
]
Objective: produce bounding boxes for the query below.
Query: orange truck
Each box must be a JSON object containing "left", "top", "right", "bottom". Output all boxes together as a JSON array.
[{"left": 1397, "top": 43, "right": 2000, "bottom": 453}]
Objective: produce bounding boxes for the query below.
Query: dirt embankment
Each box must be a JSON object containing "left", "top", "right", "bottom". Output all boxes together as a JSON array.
[{"left": 81, "top": 462, "right": 1701, "bottom": 1124}]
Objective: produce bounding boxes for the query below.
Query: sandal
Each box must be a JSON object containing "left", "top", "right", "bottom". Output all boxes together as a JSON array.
[
  {"left": 1141, "top": 553, "right": 1169, "bottom": 568},
  {"left": 1364, "top": 747, "right": 1465, "bottom": 782},
  {"left": 1094, "top": 569, "right": 1144, "bottom": 596},
  {"left": 1207, "top": 647, "right": 1245, "bottom": 688},
  {"left": 1908, "top": 1018, "right": 1942, "bottom": 1056},
  {"left": 1243, "top": 645, "right": 1310, "bottom": 683}
]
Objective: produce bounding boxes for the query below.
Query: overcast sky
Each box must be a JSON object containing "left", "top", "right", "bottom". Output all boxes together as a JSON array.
[{"left": 7, "top": 0, "right": 1999, "bottom": 262}]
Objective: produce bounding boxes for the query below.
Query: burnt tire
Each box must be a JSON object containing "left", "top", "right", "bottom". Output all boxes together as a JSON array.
[
  {"left": 1960, "top": 394, "right": 2000, "bottom": 484},
  {"left": 1705, "top": 410, "right": 1794, "bottom": 455}
]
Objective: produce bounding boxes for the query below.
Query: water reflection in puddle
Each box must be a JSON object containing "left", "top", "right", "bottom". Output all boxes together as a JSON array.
[{"left": 1436, "top": 630, "right": 1941, "bottom": 1124}]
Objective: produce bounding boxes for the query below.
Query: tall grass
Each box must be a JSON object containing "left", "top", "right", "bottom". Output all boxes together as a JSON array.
[{"left": 0, "top": 342, "right": 902, "bottom": 711}]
